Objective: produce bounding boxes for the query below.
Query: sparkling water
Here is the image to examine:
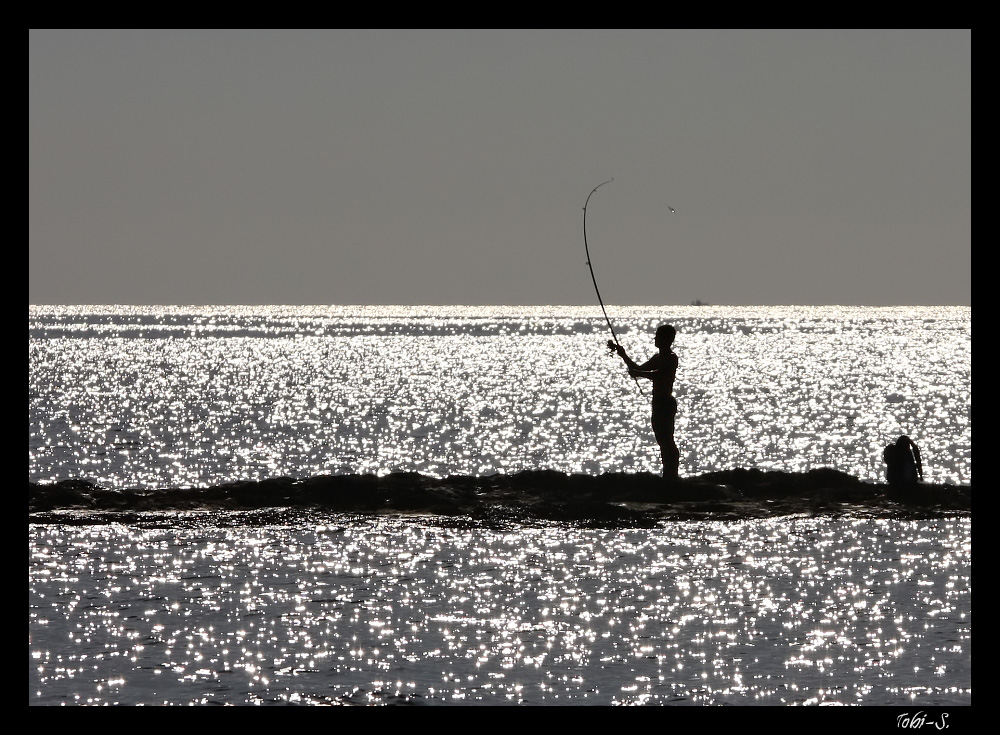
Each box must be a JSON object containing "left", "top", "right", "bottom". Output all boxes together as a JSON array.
[
  {"left": 29, "top": 305, "right": 971, "bottom": 487},
  {"left": 28, "top": 305, "right": 971, "bottom": 706}
]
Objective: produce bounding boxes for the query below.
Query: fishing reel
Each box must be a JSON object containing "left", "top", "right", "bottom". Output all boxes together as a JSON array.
[{"left": 606, "top": 339, "right": 619, "bottom": 355}]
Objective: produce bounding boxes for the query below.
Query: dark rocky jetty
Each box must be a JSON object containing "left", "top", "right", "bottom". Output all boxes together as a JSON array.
[{"left": 29, "top": 468, "right": 971, "bottom": 527}]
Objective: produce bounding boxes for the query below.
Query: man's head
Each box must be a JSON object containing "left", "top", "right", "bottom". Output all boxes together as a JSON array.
[{"left": 655, "top": 324, "right": 676, "bottom": 349}]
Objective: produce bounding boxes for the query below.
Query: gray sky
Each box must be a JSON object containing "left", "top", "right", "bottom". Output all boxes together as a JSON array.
[{"left": 29, "top": 29, "right": 970, "bottom": 306}]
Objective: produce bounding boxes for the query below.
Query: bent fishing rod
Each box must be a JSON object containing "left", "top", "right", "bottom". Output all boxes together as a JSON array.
[{"left": 583, "top": 178, "right": 643, "bottom": 395}]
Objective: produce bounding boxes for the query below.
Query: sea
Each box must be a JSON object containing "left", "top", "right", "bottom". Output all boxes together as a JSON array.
[{"left": 28, "top": 304, "right": 971, "bottom": 707}]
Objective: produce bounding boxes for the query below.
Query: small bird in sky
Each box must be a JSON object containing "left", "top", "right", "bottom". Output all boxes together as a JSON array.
[{"left": 667, "top": 205, "right": 676, "bottom": 213}]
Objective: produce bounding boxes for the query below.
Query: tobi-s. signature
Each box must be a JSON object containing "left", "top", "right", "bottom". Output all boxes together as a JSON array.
[{"left": 897, "top": 712, "right": 949, "bottom": 730}]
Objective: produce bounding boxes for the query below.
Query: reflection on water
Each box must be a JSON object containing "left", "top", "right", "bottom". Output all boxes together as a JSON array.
[
  {"left": 28, "top": 306, "right": 972, "bottom": 706},
  {"left": 29, "top": 516, "right": 970, "bottom": 706},
  {"left": 28, "top": 305, "right": 971, "bottom": 489}
]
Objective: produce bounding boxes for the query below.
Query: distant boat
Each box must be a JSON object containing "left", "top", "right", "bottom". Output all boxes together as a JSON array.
[{"left": 690, "top": 299, "right": 709, "bottom": 306}]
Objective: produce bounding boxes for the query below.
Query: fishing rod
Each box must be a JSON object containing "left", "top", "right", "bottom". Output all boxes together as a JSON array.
[{"left": 583, "top": 178, "right": 643, "bottom": 395}]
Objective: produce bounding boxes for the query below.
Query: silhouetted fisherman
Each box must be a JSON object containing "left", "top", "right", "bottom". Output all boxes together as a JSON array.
[
  {"left": 883, "top": 435, "right": 924, "bottom": 486},
  {"left": 610, "top": 324, "right": 680, "bottom": 480}
]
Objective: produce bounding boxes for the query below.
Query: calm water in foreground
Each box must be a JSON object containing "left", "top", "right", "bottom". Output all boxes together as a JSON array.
[
  {"left": 29, "top": 306, "right": 971, "bottom": 705},
  {"left": 30, "top": 515, "right": 969, "bottom": 706}
]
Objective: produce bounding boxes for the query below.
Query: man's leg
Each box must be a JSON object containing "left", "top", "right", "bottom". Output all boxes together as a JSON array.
[{"left": 653, "top": 404, "right": 679, "bottom": 479}]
